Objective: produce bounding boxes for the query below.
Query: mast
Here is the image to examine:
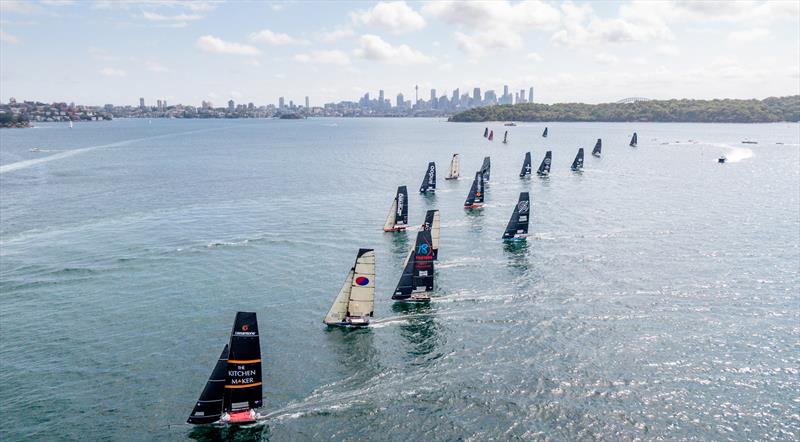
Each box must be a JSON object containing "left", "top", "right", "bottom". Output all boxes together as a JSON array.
[
  {"left": 571, "top": 148, "right": 584, "bottom": 171},
  {"left": 503, "top": 131, "right": 508, "bottom": 144},
  {"left": 502, "top": 192, "right": 530, "bottom": 240},
  {"left": 347, "top": 248, "right": 375, "bottom": 318},
  {"left": 542, "top": 127, "right": 548, "bottom": 137},
  {"left": 630, "top": 132, "right": 638, "bottom": 147},
  {"left": 224, "top": 312, "right": 262, "bottom": 413},
  {"left": 592, "top": 138, "right": 602, "bottom": 157},
  {"left": 419, "top": 162, "right": 436, "bottom": 193},
  {"left": 446, "top": 154, "right": 460, "bottom": 179},
  {"left": 392, "top": 229, "right": 435, "bottom": 300},
  {"left": 323, "top": 268, "right": 354, "bottom": 325},
  {"left": 383, "top": 186, "right": 408, "bottom": 231},
  {"left": 537, "top": 151, "right": 552, "bottom": 176},
  {"left": 519, "top": 152, "right": 532, "bottom": 177},
  {"left": 464, "top": 171, "right": 484, "bottom": 208},
  {"left": 187, "top": 345, "right": 229, "bottom": 425},
  {"left": 480, "top": 156, "right": 491, "bottom": 181}
]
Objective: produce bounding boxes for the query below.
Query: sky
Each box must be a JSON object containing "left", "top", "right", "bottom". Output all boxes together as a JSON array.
[{"left": 1, "top": 0, "right": 799, "bottom": 107}]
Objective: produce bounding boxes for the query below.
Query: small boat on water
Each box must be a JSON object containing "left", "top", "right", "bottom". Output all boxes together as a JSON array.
[
  {"left": 630, "top": 132, "right": 638, "bottom": 147},
  {"left": 419, "top": 162, "right": 436, "bottom": 193},
  {"left": 537, "top": 151, "right": 552, "bottom": 176},
  {"left": 592, "top": 138, "right": 602, "bottom": 157},
  {"left": 480, "top": 156, "right": 491, "bottom": 182},
  {"left": 571, "top": 148, "right": 584, "bottom": 171},
  {"left": 488, "top": 130, "right": 494, "bottom": 141},
  {"left": 383, "top": 186, "right": 408, "bottom": 231},
  {"left": 29, "top": 147, "right": 48, "bottom": 152},
  {"left": 392, "top": 229, "right": 435, "bottom": 302},
  {"left": 445, "top": 154, "right": 460, "bottom": 180},
  {"left": 69, "top": 120, "right": 74, "bottom": 129},
  {"left": 323, "top": 248, "right": 376, "bottom": 327},
  {"left": 504, "top": 122, "right": 516, "bottom": 126},
  {"left": 464, "top": 171, "right": 485, "bottom": 209},
  {"left": 718, "top": 156, "right": 727, "bottom": 163},
  {"left": 502, "top": 131, "right": 508, "bottom": 144},
  {"left": 502, "top": 192, "right": 530, "bottom": 241},
  {"left": 741, "top": 140, "right": 758, "bottom": 144},
  {"left": 187, "top": 312, "right": 263, "bottom": 425},
  {"left": 519, "top": 152, "right": 532, "bottom": 178},
  {"left": 483, "top": 127, "right": 489, "bottom": 138},
  {"left": 404, "top": 209, "right": 440, "bottom": 265},
  {"left": 542, "top": 127, "right": 548, "bottom": 138}
]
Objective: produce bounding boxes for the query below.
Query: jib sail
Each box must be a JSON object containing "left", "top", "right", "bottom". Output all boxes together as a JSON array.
[
  {"left": 419, "top": 162, "right": 436, "bottom": 193},
  {"left": 392, "top": 229, "right": 435, "bottom": 300},
  {"left": 502, "top": 192, "right": 530, "bottom": 240},
  {"left": 187, "top": 345, "right": 229, "bottom": 425},
  {"left": 323, "top": 266, "right": 353, "bottom": 325},
  {"left": 571, "top": 148, "right": 584, "bottom": 171},
  {"left": 537, "top": 151, "right": 552, "bottom": 176},
  {"left": 519, "top": 152, "right": 532, "bottom": 177},
  {"left": 592, "top": 138, "right": 602, "bottom": 156},
  {"left": 224, "top": 312, "right": 262, "bottom": 413}
]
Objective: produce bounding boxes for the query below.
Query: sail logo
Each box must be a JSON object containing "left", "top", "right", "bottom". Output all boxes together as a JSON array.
[
  {"left": 544, "top": 158, "right": 551, "bottom": 165},
  {"left": 518, "top": 201, "right": 529, "bottom": 213},
  {"left": 241, "top": 324, "right": 249, "bottom": 332},
  {"left": 417, "top": 243, "right": 429, "bottom": 255},
  {"left": 397, "top": 193, "right": 404, "bottom": 216},
  {"left": 427, "top": 165, "right": 435, "bottom": 184},
  {"left": 355, "top": 276, "right": 370, "bottom": 286}
]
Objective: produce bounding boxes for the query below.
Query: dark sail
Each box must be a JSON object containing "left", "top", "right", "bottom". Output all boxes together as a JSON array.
[
  {"left": 537, "top": 151, "right": 552, "bottom": 176},
  {"left": 542, "top": 127, "right": 548, "bottom": 137},
  {"left": 503, "top": 131, "right": 508, "bottom": 143},
  {"left": 519, "top": 152, "right": 532, "bottom": 177},
  {"left": 571, "top": 148, "right": 584, "bottom": 171},
  {"left": 187, "top": 345, "right": 229, "bottom": 425},
  {"left": 488, "top": 130, "right": 494, "bottom": 141},
  {"left": 224, "top": 312, "right": 262, "bottom": 412},
  {"left": 592, "top": 138, "right": 602, "bottom": 156},
  {"left": 392, "top": 229, "right": 435, "bottom": 300},
  {"left": 483, "top": 127, "right": 488, "bottom": 138},
  {"left": 422, "top": 209, "right": 439, "bottom": 260},
  {"left": 464, "top": 171, "right": 485, "bottom": 207},
  {"left": 502, "top": 192, "right": 530, "bottom": 240},
  {"left": 480, "top": 156, "right": 491, "bottom": 181},
  {"left": 397, "top": 185, "right": 408, "bottom": 226},
  {"left": 419, "top": 162, "right": 436, "bottom": 193},
  {"left": 630, "top": 132, "right": 638, "bottom": 147}
]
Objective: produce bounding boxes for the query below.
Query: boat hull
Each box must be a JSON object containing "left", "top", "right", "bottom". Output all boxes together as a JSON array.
[
  {"left": 464, "top": 203, "right": 484, "bottom": 209},
  {"left": 383, "top": 226, "right": 406, "bottom": 232},
  {"left": 221, "top": 410, "right": 257, "bottom": 425},
  {"left": 445, "top": 177, "right": 458, "bottom": 180}
]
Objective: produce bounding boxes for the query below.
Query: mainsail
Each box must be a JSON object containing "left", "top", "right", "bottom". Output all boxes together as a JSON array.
[
  {"left": 592, "top": 138, "right": 602, "bottom": 157},
  {"left": 502, "top": 192, "right": 530, "bottom": 240},
  {"left": 383, "top": 186, "right": 408, "bottom": 231},
  {"left": 488, "top": 130, "right": 494, "bottom": 141},
  {"left": 503, "top": 131, "right": 508, "bottom": 144},
  {"left": 224, "top": 312, "right": 262, "bottom": 414},
  {"left": 630, "top": 132, "right": 638, "bottom": 147},
  {"left": 571, "top": 148, "right": 584, "bottom": 171},
  {"left": 537, "top": 151, "right": 552, "bottom": 176},
  {"left": 392, "top": 229, "right": 435, "bottom": 300},
  {"left": 464, "top": 171, "right": 485, "bottom": 208},
  {"left": 403, "top": 209, "right": 440, "bottom": 267},
  {"left": 480, "top": 156, "right": 491, "bottom": 181},
  {"left": 519, "top": 152, "right": 532, "bottom": 177},
  {"left": 347, "top": 248, "right": 375, "bottom": 319},
  {"left": 445, "top": 154, "right": 460, "bottom": 180},
  {"left": 419, "top": 162, "right": 436, "bottom": 193},
  {"left": 542, "top": 127, "right": 548, "bottom": 137},
  {"left": 187, "top": 345, "right": 229, "bottom": 425},
  {"left": 483, "top": 127, "right": 488, "bottom": 138}
]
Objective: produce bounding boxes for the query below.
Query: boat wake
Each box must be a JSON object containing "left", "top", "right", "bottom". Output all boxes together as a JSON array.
[{"left": 720, "top": 145, "right": 754, "bottom": 163}]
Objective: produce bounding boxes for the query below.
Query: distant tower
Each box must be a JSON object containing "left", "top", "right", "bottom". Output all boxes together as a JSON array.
[
  {"left": 379, "top": 89, "right": 384, "bottom": 103},
  {"left": 396, "top": 93, "right": 404, "bottom": 108},
  {"left": 139, "top": 97, "right": 145, "bottom": 109},
  {"left": 528, "top": 87, "right": 534, "bottom": 103},
  {"left": 473, "top": 87, "right": 481, "bottom": 104},
  {"left": 279, "top": 97, "right": 285, "bottom": 109},
  {"left": 415, "top": 85, "right": 419, "bottom": 103},
  {"left": 228, "top": 100, "right": 234, "bottom": 111},
  {"left": 305, "top": 96, "right": 309, "bottom": 109}
]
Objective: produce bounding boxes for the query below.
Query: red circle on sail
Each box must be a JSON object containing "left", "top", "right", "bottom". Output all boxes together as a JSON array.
[{"left": 355, "top": 276, "right": 369, "bottom": 286}]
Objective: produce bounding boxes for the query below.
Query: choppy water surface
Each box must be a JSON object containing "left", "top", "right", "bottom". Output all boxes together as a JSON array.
[{"left": 1, "top": 119, "right": 798, "bottom": 441}]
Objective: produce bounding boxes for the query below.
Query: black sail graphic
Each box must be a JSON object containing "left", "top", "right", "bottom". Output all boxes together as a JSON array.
[
  {"left": 187, "top": 345, "right": 229, "bottom": 425},
  {"left": 392, "top": 229, "right": 435, "bottom": 300},
  {"left": 224, "top": 312, "right": 262, "bottom": 412},
  {"left": 571, "top": 148, "right": 584, "bottom": 171},
  {"left": 419, "top": 162, "right": 436, "bottom": 193},
  {"left": 592, "top": 138, "right": 602, "bottom": 156},
  {"left": 542, "top": 127, "right": 548, "bottom": 137},
  {"left": 537, "top": 151, "right": 552, "bottom": 176},
  {"left": 519, "top": 152, "right": 532, "bottom": 177},
  {"left": 464, "top": 171, "right": 484, "bottom": 207},
  {"left": 480, "top": 156, "right": 491, "bottom": 181},
  {"left": 396, "top": 185, "right": 408, "bottom": 226},
  {"left": 630, "top": 132, "right": 638, "bottom": 147},
  {"left": 502, "top": 192, "right": 530, "bottom": 240},
  {"left": 483, "top": 127, "right": 488, "bottom": 138}
]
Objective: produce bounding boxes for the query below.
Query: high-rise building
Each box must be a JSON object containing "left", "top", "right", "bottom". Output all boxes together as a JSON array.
[
  {"left": 396, "top": 93, "right": 404, "bottom": 108},
  {"left": 279, "top": 97, "right": 285, "bottom": 109},
  {"left": 305, "top": 96, "right": 309, "bottom": 109},
  {"left": 430, "top": 89, "right": 436, "bottom": 108},
  {"left": 529, "top": 87, "right": 534, "bottom": 103},
  {"left": 379, "top": 89, "right": 384, "bottom": 103},
  {"left": 473, "top": 87, "right": 481, "bottom": 104},
  {"left": 228, "top": 100, "right": 235, "bottom": 111},
  {"left": 519, "top": 89, "right": 526, "bottom": 104},
  {"left": 484, "top": 90, "right": 497, "bottom": 104},
  {"left": 503, "top": 85, "right": 509, "bottom": 96},
  {"left": 415, "top": 85, "right": 419, "bottom": 103},
  {"left": 139, "top": 97, "right": 145, "bottom": 108},
  {"left": 452, "top": 88, "right": 459, "bottom": 106}
]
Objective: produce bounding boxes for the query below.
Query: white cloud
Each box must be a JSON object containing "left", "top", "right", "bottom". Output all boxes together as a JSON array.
[
  {"left": 41, "top": 0, "right": 75, "bottom": 5},
  {"left": 351, "top": 1, "right": 425, "bottom": 33},
  {"left": 526, "top": 53, "right": 544, "bottom": 62},
  {"left": 728, "top": 28, "right": 771, "bottom": 42},
  {"left": 141, "top": 11, "right": 202, "bottom": 21},
  {"left": 0, "top": 31, "right": 20, "bottom": 44},
  {"left": 196, "top": 35, "right": 261, "bottom": 56},
  {"left": 594, "top": 53, "right": 619, "bottom": 65},
  {"left": 655, "top": 44, "right": 680, "bottom": 56},
  {"left": 353, "top": 34, "right": 431, "bottom": 64},
  {"left": 423, "top": 0, "right": 560, "bottom": 30},
  {"left": 318, "top": 27, "right": 355, "bottom": 43},
  {"left": 455, "top": 27, "right": 522, "bottom": 56},
  {"left": 294, "top": 50, "right": 350, "bottom": 66},
  {"left": 99, "top": 67, "right": 126, "bottom": 77},
  {"left": 271, "top": 4, "right": 284, "bottom": 12},
  {"left": 0, "top": 0, "right": 45, "bottom": 15},
  {"left": 553, "top": 1, "right": 673, "bottom": 47},
  {"left": 249, "top": 29, "right": 303, "bottom": 45},
  {"left": 145, "top": 61, "right": 169, "bottom": 72}
]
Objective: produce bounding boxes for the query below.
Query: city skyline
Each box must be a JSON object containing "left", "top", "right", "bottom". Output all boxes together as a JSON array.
[{"left": 1, "top": 1, "right": 798, "bottom": 105}]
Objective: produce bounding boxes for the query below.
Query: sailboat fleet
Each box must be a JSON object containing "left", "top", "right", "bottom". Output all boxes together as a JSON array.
[{"left": 188, "top": 126, "right": 641, "bottom": 427}]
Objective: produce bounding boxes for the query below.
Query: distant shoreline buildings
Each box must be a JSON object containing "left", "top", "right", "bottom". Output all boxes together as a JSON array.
[{"left": 0, "top": 84, "right": 535, "bottom": 122}]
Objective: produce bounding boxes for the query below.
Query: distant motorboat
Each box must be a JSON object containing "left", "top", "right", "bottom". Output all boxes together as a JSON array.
[
  {"left": 741, "top": 140, "right": 758, "bottom": 144},
  {"left": 504, "top": 122, "right": 516, "bottom": 126},
  {"left": 29, "top": 147, "right": 48, "bottom": 152},
  {"left": 718, "top": 156, "right": 727, "bottom": 163}
]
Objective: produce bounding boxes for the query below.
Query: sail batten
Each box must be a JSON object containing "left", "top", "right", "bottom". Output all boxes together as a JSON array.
[
  {"left": 520, "top": 152, "right": 532, "bottom": 177},
  {"left": 419, "top": 162, "right": 436, "bottom": 193},
  {"left": 537, "top": 151, "right": 552, "bottom": 176},
  {"left": 446, "top": 154, "right": 460, "bottom": 179},
  {"left": 571, "top": 148, "right": 584, "bottom": 171},
  {"left": 502, "top": 192, "right": 531, "bottom": 240}
]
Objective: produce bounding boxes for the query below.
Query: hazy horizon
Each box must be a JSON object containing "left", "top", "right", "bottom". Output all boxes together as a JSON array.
[{"left": 1, "top": 0, "right": 799, "bottom": 106}]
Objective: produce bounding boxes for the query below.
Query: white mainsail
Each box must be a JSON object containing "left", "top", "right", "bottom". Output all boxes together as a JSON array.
[
  {"left": 347, "top": 250, "right": 375, "bottom": 317},
  {"left": 383, "top": 198, "right": 397, "bottom": 231},
  {"left": 323, "top": 270, "right": 353, "bottom": 324},
  {"left": 447, "top": 154, "right": 460, "bottom": 179},
  {"left": 431, "top": 210, "right": 440, "bottom": 254}
]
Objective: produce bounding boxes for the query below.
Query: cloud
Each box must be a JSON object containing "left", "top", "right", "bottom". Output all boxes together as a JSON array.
[
  {"left": 249, "top": 29, "right": 303, "bottom": 45},
  {"left": 317, "top": 27, "right": 355, "bottom": 43},
  {"left": 294, "top": 50, "right": 351, "bottom": 66},
  {"left": 141, "top": 11, "right": 202, "bottom": 21},
  {"left": 0, "top": 31, "right": 20, "bottom": 44},
  {"left": 145, "top": 61, "right": 169, "bottom": 72},
  {"left": 553, "top": 2, "right": 673, "bottom": 47},
  {"left": 655, "top": 44, "right": 680, "bottom": 56},
  {"left": 423, "top": 0, "right": 560, "bottom": 30},
  {"left": 353, "top": 34, "right": 431, "bottom": 64},
  {"left": 728, "top": 28, "right": 771, "bottom": 42},
  {"left": 351, "top": 1, "right": 425, "bottom": 33},
  {"left": 196, "top": 35, "right": 261, "bottom": 56},
  {"left": 455, "top": 27, "right": 522, "bottom": 56},
  {"left": 40, "top": 0, "right": 75, "bottom": 5},
  {"left": 526, "top": 52, "right": 544, "bottom": 62},
  {"left": 594, "top": 53, "right": 619, "bottom": 65},
  {"left": 0, "top": 0, "right": 45, "bottom": 15},
  {"left": 99, "top": 67, "right": 127, "bottom": 77}
]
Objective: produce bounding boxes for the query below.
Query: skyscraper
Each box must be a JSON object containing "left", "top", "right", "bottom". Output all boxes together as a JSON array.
[
  {"left": 415, "top": 85, "right": 419, "bottom": 103},
  {"left": 520, "top": 89, "right": 526, "bottom": 104},
  {"left": 430, "top": 89, "right": 436, "bottom": 108},
  {"left": 396, "top": 93, "right": 404, "bottom": 108},
  {"left": 452, "top": 88, "right": 459, "bottom": 107},
  {"left": 473, "top": 87, "right": 481, "bottom": 104},
  {"left": 157, "top": 99, "right": 162, "bottom": 110},
  {"left": 279, "top": 97, "right": 285, "bottom": 109},
  {"left": 503, "top": 85, "right": 509, "bottom": 96},
  {"left": 379, "top": 89, "right": 384, "bottom": 102},
  {"left": 529, "top": 87, "right": 534, "bottom": 103},
  {"left": 228, "top": 100, "right": 235, "bottom": 111},
  {"left": 305, "top": 96, "right": 309, "bottom": 109},
  {"left": 139, "top": 97, "right": 145, "bottom": 108}
]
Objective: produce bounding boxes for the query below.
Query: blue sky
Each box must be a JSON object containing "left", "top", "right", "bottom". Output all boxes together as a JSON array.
[{"left": 1, "top": 0, "right": 798, "bottom": 106}]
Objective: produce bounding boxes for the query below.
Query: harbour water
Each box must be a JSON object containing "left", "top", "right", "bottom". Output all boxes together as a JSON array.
[{"left": 1, "top": 119, "right": 798, "bottom": 440}]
